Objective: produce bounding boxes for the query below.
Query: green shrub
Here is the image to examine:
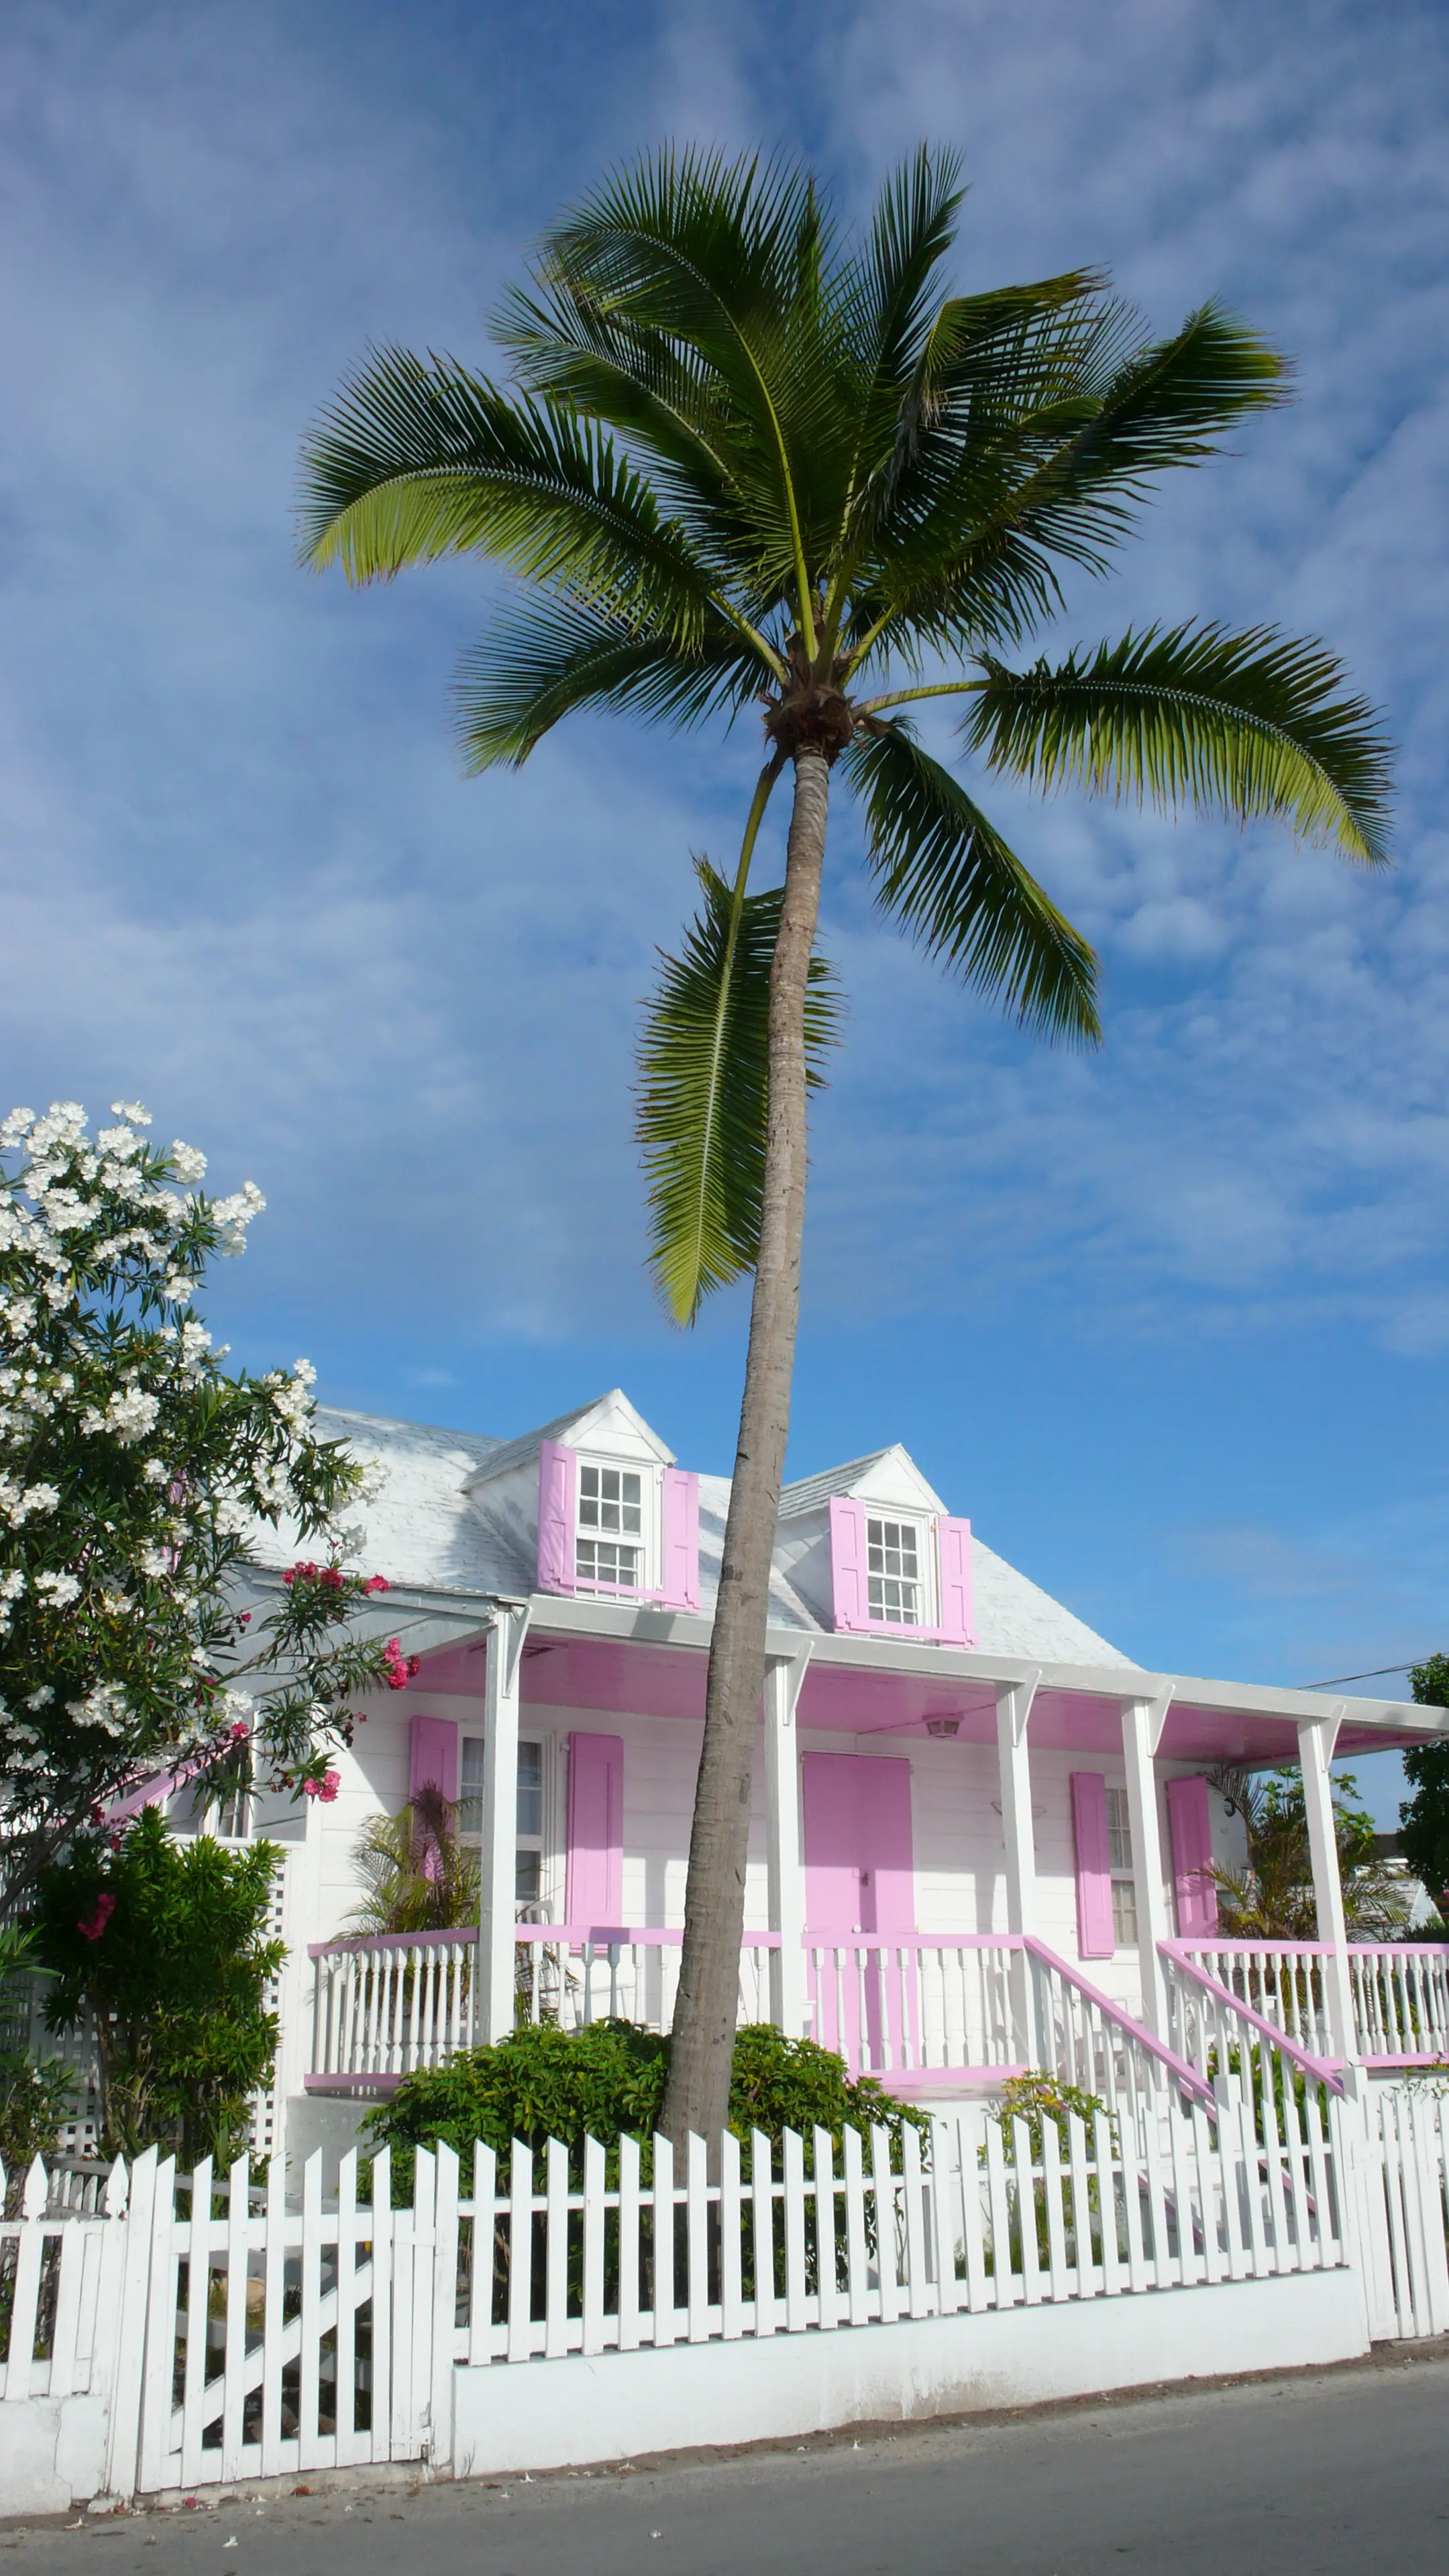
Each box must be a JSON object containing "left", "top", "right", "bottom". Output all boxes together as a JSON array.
[
  {"left": 365, "top": 2018, "right": 928, "bottom": 2185},
  {"left": 33, "top": 1807, "right": 284, "bottom": 2168},
  {"left": 992, "top": 2071, "right": 1116, "bottom": 2159}
]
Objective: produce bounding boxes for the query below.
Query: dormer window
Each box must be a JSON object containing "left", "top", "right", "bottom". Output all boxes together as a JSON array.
[
  {"left": 867, "top": 1516, "right": 924, "bottom": 1626},
  {"left": 576, "top": 1463, "right": 645, "bottom": 1589}
]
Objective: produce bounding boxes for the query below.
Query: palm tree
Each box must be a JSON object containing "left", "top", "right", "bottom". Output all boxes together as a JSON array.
[
  {"left": 299, "top": 148, "right": 1391, "bottom": 2145},
  {"left": 347, "top": 1785, "right": 480, "bottom": 1936}
]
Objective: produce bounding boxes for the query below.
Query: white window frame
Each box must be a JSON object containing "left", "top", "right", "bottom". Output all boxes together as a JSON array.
[
  {"left": 1106, "top": 1783, "right": 1138, "bottom": 1949},
  {"left": 459, "top": 1731, "right": 557, "bottom": 1920},
  {"left": 573, "top": 1453, "right": 661, "bottom": 1598},
  {"left": 863, "top": 1509, "right": 937, "bottom": 1631}
]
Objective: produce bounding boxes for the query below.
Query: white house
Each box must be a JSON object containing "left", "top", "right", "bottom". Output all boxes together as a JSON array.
[{"left": 193, "top": 1388, "right": 1449, "bottom": 2167}]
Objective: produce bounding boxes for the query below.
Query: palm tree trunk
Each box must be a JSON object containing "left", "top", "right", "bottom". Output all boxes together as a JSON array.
[{"left": 661, "top": 745, "right": 830, "bottom": 2149}]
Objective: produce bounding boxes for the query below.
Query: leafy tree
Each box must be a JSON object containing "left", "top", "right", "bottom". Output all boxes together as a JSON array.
[
  {"left": 1208, "top": 1764, "right": 1411, "bottom": 1939},
  {"left": 0, "top": 1924, "right": 74, "bottom": 2174},
  {"left": 347, "top": 1784, "right": 481, "bottom": 1935},
  {"left": 34, "top": 1807, "right": 285, "bottom": 2167},
  {"left": 1401, "top": 1655, "right": 1449, "bottom": 1907},
  {"left": 300, "top": 148, "right": 1392, "bottom": 2142},
  {"left": 0, "top": 1097, "right": 406, "bottom": 1914}
]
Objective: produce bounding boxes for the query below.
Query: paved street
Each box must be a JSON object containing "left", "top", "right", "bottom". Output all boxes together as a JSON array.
[{"left": 7, "top": 2351, "right": 1449, "bottom": 2576}]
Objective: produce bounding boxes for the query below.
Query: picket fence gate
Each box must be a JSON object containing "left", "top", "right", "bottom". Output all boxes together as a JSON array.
[{"left": 11, "top": 2076, "right": 1449, "bottom": 2502}]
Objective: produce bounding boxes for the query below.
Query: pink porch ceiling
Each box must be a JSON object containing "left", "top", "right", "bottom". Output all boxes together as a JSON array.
[{"left": 407, "top": 1631, "right": 1430, "bottom": 1764}]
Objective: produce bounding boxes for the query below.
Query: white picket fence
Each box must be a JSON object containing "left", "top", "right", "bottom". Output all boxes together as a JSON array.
[{"left": 3, "top": 2071, "right": 1375, "bottom": 2500}]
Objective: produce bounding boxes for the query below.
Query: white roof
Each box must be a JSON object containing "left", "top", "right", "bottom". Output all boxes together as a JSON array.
[{"left": 256, "top": 1401, "right": 1134, "bottom": 1668}]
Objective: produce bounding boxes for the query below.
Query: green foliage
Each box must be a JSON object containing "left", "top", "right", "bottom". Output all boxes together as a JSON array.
[
  {"left": 33, "top": 1807, "right": 284, "bottom": 2168},
  {"left": 347, "top": 1784, "right": 480, "bottom": 1935},
  {"left": 638, "top": 855, "right": 842, "bottom": 1320},
  {"left": 364, "top": 2018, "right": 927, "bottom": 2184},
  {"left": 992, "top": 2071, "right": 1115, "bottom": 2159},
  {"left": 1208, "top": 1763, "right": 1411, "bottom": 1941},
  {"left": 301, "top": 143, "right": 1392, "bottom": 1325},
  {"left": 0, "top": 1924, "right": 74, "bottom": 2173},
  {"left": 1402, "top": 1658, "right": 1449, "bottom": 1910}
]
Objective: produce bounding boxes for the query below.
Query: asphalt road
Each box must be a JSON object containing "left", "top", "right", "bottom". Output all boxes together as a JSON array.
[{"left": 8, "top": 2350, "right": 1449, "bottom": 2576}]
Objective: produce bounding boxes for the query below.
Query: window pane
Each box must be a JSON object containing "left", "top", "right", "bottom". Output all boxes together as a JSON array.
[
  {"left": 458, "top": 1737, "right": 484, "bottom": 1836},
  {"left": 866, "top": 1517, "right": 922, "bottom": 1623},
  {"left": 1111, "top": 1874, "right": 1138, "bottom": 1947},
  {"left": 576, "top": 1536, "right": 641, "bottom": 1587},
  {"left": 515, "top": 1849, "right": 542, "bottom": 1907},
  {"left": 517, "top": 1741, "right": 543, "bottom": 1838},
  {"left": 1106, "top": 1786, "right": 1133, "bottom": 1872}
]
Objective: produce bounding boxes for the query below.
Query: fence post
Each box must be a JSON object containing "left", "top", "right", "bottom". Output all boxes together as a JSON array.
[{"left": 430, "top": 2143, "right": 460, "bottom": 2470}]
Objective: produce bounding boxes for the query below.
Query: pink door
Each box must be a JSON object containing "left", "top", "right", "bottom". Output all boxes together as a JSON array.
[{"left": 802, "top": 1755, "right": 915, "bottom": 2074}]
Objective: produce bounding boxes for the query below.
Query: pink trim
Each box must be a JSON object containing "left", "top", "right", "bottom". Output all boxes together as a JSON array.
[
  {"left": 305, "top": 2073, "right": 404, "bottom": 2094},
  {"left": 828, "top": 1496, "right": 868, "bottom": 1631},
  {"left": 888, "top": 2064, "right": 1029, "bottom": 2096},
  {"left": 537, "top": 1440, "right": 577, "bottom": 1593},
  {"left": 566, "top": 1731, "right": 624, "bottom": 1927},
  {"left": 1024, "top": 1936, "right": 1216, "bottom": 2106},
  {"left": 1070, "top": 1771, "right": 1116, "bottom": 1959},
  {"left": 661, "top": 1467, "right": 700, "bottom": 1613},
  {"left": 1167, "top": 1774, "right": 1218, "bottom": 1937},
  {"left": 1158, "top": 1940, "right": 1346, "bottom": 2092},
  {"left": 936, "top": 1517, "right": 975, "bottom": 1647}
]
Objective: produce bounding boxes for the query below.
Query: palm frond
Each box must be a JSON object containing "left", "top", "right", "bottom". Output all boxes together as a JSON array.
[
  {"left": 842, "top": 723, "right": 1101, "bottom": 1042},
  {"left": 638, "top": 857, "right": 841, "bottom": 1321},
  {"left": 455, "top": 598, "right": 773, "bottom": 767},
  {"left": 969, "top": 623, "right": 1393, "bottom": 865},
  {"left": 299, "top": 348, "right": 720, "bottom": 637}
]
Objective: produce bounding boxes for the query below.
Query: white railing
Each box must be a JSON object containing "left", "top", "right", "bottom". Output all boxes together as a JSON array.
[
  {"left": 1159, "top": 1941, "right": 1344, "bottom": 2103},
  {"left": 1171, "top": 1940, "right": 1338, "bottom": 2059},
  {"left": 309, "top": 1926, "right": 780, "bottom": 2087},
  {"left": 1171, "top": 1937, "right": 1449, "bottom": 2070},
  {"left": 1347, "top": 1945, "right": 1449, "bottom": 2064},
  {"left": 309, "top": 1929, "right": 477, "bottom": 2087},
  {"left": 1024, "top": 1938, "right": 1216, "bottom": 2133},
  {"left": 514, "top": 1925, "right": 777, "bottom": 2037},
  {"left": 804, "top": 1935, "right": 1022, "bottom": 2081},
  {"left": 10, "top": 2085, "right": 1351, "bottom": 2494}
]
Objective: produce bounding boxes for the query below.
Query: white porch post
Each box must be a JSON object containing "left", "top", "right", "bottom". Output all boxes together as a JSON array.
[
  {"left": 1298, "top": 1708, "right": 1356, "bottom": 2061},
  {"left": 996, "top": 1676, "right": 1040, "bottom": 2063},
  {"left": 1121, "top": 1693, "right": 1173, "bottom": 2034},
  {"left": 764, "top": 1650, "right": 810, "bottom": 2037},
  {"left": 476, "top": 1603, "right": 531, "bottom": 2045}
]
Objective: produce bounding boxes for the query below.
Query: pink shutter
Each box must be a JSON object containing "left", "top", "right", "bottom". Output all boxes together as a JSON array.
[
  {"left": 828, "top": 1495, "right": 868, "bottom": 1631},
  {"left": 1167, "top": 1774, "right": 1219, "bottom": 1937},
  {"left": 936, "top": 1516, "right": 974, "bottom": 1645},
  {"left": 661, "top": 1466, "right": 700, "bottom": 1611},
  {"left": 566, "top": 1731, "right": 624, "bottom": 1931},
  {"left": 537, "top": 1440, "right": 577, "bottom": 1593},
  {"left": 1070, "top": 1771, "right": 1115, "bottom": 1959},
  {"left": 409, "top": 1713, "right": 459, "bottom": 1806}
]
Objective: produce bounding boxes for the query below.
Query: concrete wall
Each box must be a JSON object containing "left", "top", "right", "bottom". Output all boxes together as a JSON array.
[
  {"left": 451, "top": 2267, "right": 1368, "bottom": 2479},
  {"left": 0, "top": 2393, "right": 109, "bottom": 2519}
]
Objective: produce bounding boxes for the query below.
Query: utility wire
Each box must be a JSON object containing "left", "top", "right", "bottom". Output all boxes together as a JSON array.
[{"left": 1297, "top": 1662, "right": 1417, "bottom": 1690}]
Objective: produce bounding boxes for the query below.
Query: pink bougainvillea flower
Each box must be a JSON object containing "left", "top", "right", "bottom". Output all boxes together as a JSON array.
[
  {"left": 362, "top": 1574, "right": 390, "bottom": 1595},
  {"left": 78, "top": 1891, "right": 116, "bottom": 1941}
]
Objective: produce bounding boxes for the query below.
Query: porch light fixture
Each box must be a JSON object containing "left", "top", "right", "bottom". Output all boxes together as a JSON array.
[{"left": 924, "top": 1715, "right": 961, "bottom": 1739}]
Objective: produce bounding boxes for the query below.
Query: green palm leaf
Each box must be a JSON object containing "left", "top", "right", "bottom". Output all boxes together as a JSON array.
[
  {"left": 455, "top": 598, "right": 770, "bottom": 768},
  {"left": 968, "top": 623, "right": 1393, "bottom": 865},
  {"left": 843, "top": 724, "right": 1101, "bottom": 1043},
  {"left": 638, "top": 859, "right": 841, "bottom": 1322}
]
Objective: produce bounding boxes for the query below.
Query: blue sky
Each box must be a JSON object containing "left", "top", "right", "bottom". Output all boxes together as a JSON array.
[{"left": 3, "top": 0, "right": 1447, "bottom": 1819}]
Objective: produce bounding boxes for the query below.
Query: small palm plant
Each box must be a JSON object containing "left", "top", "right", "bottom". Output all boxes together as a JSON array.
[
  {"left": 347, "top": 1785, "right": 480, "bottom": 1936},
  {"left": 301, "top": 148, "right": 1391, "bottom": 2142}
]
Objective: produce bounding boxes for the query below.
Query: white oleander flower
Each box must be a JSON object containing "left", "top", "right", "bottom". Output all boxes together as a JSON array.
[
  {"left": 0, "top": 1107, "right": 36, "bottom": 1146},
  {"left": 105, "top": 1386, "right": 160, "bottom": 1444},
  {"left": 36, "top": 1569, "right": 80, "bottom": 1606},
  {"left": 170, "top": 1142, "right": 207, "bottom": 1183},
  {"left": 110, "top": 1100, "right": 151, "bottom": 1126},
  {"left": 25, "top": 1684, "right": 54, "bottom": 1709},
  {"left": 0, "top": 1568, "right": 23, "bottom": 1599},
  {"left": 138, "top": 1546, "right": 172, "bottom": 1579},
  {"left": 142, "top": 1457, "right": 168, "bottom": 1485}
]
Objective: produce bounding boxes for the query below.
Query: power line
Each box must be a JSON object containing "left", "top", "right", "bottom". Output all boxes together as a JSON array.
[{"left": 1297, "top": 1662, "right": 1417, "bottom": 1690}]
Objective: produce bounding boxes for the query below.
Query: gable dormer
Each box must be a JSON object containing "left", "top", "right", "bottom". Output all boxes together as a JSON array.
[
  {"left": 776, "top": 1444, "right": 974, "bottom": 1646},
  {"left": 466, "top": 1390, "right": 699, "bottom": 1611}
]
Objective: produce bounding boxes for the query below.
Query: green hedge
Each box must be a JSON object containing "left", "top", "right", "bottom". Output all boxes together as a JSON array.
[{"left": 365, "top": 2019, "right": 927, "bottom": 2179}]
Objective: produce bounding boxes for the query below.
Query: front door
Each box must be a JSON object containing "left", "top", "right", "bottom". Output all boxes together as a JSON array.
[{"left": 802, "top": 1754, "right": 915, "bottom": 2072}]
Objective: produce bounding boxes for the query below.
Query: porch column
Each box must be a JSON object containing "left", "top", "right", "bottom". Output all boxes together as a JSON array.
[
  {"left": 1121, "top": 1693, "right": 1174, "bottom": 2034},
  {"left": 996, "top": 1675, "right": 1040, "bottom": 2063},
  {"left": 1297, "top": 1709, "right": 1356, "bottom": 2061},
  {"left": 476, "top": 1603, "right": 531, "bottom": 2045},
  {"left": 763, "top": 1650, "right": 810, "bottom": 2037}
]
